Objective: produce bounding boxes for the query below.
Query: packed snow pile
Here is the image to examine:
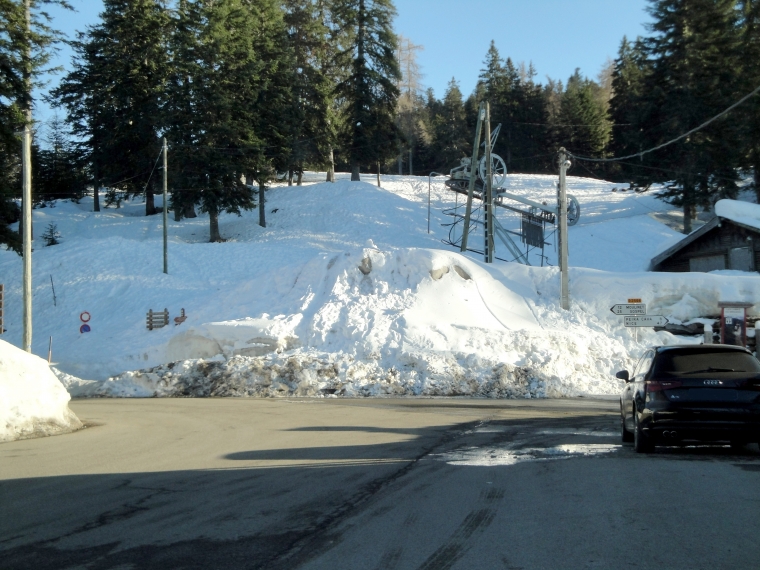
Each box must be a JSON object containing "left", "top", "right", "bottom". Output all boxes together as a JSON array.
[
  {"left": 86, "top": 246, "right": 633, "bottom": 398},
  {"left": 2, "top": 172, "right": 758, "bottom": 400},
  {"left": 0, "top": 340, "right": 82, "bottom": 442},
  {"left": 89, "top": 246, "right": 760, "bottom": 399}
]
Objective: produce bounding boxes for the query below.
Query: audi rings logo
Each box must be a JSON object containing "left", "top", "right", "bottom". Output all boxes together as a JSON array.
[{"left": 703, "top": 380, "right": 721, "bottom": 386}]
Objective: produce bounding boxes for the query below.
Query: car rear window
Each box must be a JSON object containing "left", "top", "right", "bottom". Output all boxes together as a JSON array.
[{"left": 653, "top": 349, "right": 760, "bottom": 377}]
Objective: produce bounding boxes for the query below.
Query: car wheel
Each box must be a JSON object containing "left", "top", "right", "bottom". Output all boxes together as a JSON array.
[
  {"left": 621, "top": 411, "right": 633, "bottom": 443},
  {"left": 634, "top": 409, "right": 653, "bottom": 453}
]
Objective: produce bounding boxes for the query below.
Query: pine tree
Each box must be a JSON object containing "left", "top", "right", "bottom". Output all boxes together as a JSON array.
[
  {"left": 166, "top": 0, "right": 288, "bottom": 241},
  {"left": 332, "top": 0, "right": 402, "bottom": 180},
  {"left": 0, "top": 0, "right": 23, "bottom": 252},
  {"left": 33, "top": 116, "right": 87, "bottom": 205},
  {"left": 429, "top": 78, "right": 470, "bottom": 169},
  {"left": 282, "top": 0, "right": 333, "bottom": 184},
  {"left": 53, "top": 0, "right": 170, "bottom": 215},
  {"left": 557, "top": 69, "right": 611, "bottom": 162},
  {"left": 643, "top": 0, "right": 743, "bottom": 232},
  {"left": 474, "top": 43, "right": 553, "bottom": 173},
  {"left": 41, "top": 222, "right": 60, "bottom": 245},
  {"left": 1, "top": 0, "right": 68, "bottom": 252},
  {"left": 478, "top": 40, "right": 509, "bottom": 104},
  {"left": 609, "top": 36, "right": 654, "bottom": 185}
]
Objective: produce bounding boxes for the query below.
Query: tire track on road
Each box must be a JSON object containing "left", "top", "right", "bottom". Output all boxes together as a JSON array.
[{"left": 266, "top": 420, "right": 484, "bottom": 570}]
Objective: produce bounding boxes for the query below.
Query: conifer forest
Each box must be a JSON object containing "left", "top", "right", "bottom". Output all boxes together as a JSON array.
[{"left": 2, "top": 0, "right": 760, "bottom": 247}]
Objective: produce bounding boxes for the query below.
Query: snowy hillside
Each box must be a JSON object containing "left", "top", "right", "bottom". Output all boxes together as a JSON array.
[{"left": 1, "top": 173, "right": 758, "bottom": 398}]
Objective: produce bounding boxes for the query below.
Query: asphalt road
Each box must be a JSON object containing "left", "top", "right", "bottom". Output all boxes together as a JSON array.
[{"left": 2, "top": 398, "right": 760, "bottom": 570}]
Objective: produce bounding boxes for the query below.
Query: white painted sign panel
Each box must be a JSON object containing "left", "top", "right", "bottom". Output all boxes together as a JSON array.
[
  {"left": 610, "top": 304, "right": 646, "bottom": 315},
  {"left": 624, "top": 315, "right": 668, "bottom": 327}
]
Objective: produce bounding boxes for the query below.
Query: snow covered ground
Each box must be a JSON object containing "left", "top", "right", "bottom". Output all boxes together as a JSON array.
[
  {"left": 0, "top": 172, "right": 758, "bottom": 399},
  {"left": 0, "top": 339, "right": 82, "bottom": 441}
]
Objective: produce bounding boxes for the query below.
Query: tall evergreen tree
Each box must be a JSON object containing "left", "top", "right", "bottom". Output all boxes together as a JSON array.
[
  {"left": 53, "top": 0, "right": 170, "bottom": 215},
  {"left": 509, "top": 62, "right": 549, "bottom": 173},
  {"left": 609, "top": 36, "right": 655, "bottom": 184},
  {"left": 0, "top": 0, "right": 24, "bottom": 252},
  {"left": 332, "top": 0, "right": 402, "bottom": 180},
  {"left": 428, "top": 78, "right": 470, "bottom": 169},
  {"left": 166, "top": 0, "right": 288, "bottom": 241},
  {"left": 472, "top": 43, "right": 553, "bottom": 173},
  {"left": 478, "top": 40, "right": 509, "bottom": 104},
  {"left": 32, "top": 116, "right": 87, "bottom": 205},
  {"left": 282, "top": 0, "right": 332, "bottom": 185},
  {"left": 642, "top": 0, "right": 743, "bottom": 232},
  {"left": 557, "top": 69, "right": 612, "bottom": 164},
  {"left": 0, "top": 0, "right": 69, "bottom": 252}
]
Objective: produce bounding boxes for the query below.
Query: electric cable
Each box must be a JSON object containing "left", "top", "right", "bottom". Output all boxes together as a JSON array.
[
  {"left": 571, "top": 83, "right": 760, "bottom": 163},
  {"left": 140, "top": 148, "right": 164, "bottom": 195}
]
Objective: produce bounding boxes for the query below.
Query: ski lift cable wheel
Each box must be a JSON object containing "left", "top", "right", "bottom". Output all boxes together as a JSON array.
[{"left": 478, "top": 153, "right": 508, "bottom": 189}]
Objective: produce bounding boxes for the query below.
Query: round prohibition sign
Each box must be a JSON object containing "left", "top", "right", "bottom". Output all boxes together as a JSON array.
[{"left": 80, "top": 311, "right": 91, "bottom": 323}]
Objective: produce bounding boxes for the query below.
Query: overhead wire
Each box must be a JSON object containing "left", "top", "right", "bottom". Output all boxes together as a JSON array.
[
  {"left": 140, "top": 148, "right": 165, "bottom": 195},
  {"left": 570, "top": 83, "right": 760, "bottom": 163}
]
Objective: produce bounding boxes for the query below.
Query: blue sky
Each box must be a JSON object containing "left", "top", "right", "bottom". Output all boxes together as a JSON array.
[
  {"left": 37, "top": 0, "right": 653, "bottom": 122},
  {"left": 394, "top": 0, "right": 653, "bottom": 98}
]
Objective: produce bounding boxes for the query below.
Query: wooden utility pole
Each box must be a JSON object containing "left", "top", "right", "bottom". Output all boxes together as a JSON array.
[
  {"left": 162, "top": 137, "right": 168, "bottom": 274},
  {"left": 460, "top": 102, "right": 485, "bottom": 253},
  {"left": 483, "top": 102, "right": 494, "bottom": 264},
  {"left": 558, "top": 148, "right": 570, "bottom": 310},
  {"left": 21, "top": 0, "right": 33, "bottom": 352}
]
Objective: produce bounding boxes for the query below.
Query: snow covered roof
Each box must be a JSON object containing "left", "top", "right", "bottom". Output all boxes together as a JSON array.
[
  {"left": 715, "top": 199, "right": 760, "bottom": 231},
  {"left": 650, "top": 199, "right": 760, "bottom": 270}
]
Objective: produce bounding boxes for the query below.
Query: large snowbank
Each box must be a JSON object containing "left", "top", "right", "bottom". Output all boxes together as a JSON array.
[
  {"left": 63, "top": 245, "right": 760, "bottom": 400},
  {"left": 2, "top": 173, "right": 758, "bottom": 400},
  {"left": 0, "top": 340, "right": 82, "bottom": 442}
]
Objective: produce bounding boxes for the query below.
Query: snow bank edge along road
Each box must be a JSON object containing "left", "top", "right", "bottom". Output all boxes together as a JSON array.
[
  {"left": 60, "top": 245, "right": 760, "bottom": 401},
  {"left": 0, "top": 340, "right": 82, "bottom": 442}
]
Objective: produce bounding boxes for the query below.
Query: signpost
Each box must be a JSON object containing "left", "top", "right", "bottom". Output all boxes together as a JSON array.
[
  {"left": 624, "top": 315, "right": 669, "bottom": 328},
  {"left": 610, "top": 304, "right": 646, "bottom": 316},
  {"left": 610, "top": 299, "right": 668, "bottom": 341},
  {"left": 718, "top": 302, "right": 753, "bottom": 347}
]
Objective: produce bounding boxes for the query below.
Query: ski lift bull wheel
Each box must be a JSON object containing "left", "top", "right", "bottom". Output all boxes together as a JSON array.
[
  {"left": 567, "top": 194, "right": 581, "bottom": 226},
  {"left": 478, "top": 153, "right": 508, "bottom": 188}
]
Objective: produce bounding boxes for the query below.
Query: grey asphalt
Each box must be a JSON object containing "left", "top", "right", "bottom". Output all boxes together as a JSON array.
[{"left": 1, "top": 398, "right": 759, "bottom": 570}]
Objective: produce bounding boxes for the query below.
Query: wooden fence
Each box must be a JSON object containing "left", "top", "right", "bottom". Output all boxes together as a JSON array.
[{"left": 146, "top": 308, "right": 169, "bottom": 330}]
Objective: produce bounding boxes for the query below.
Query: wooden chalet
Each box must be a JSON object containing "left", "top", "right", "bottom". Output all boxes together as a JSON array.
[{"left": 650, "top": 200, "right": 760, "bottom": 273}]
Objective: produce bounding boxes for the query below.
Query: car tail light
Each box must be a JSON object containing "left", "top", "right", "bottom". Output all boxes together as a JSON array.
[{"left": 645, "top": 380, "right": 682, "bottom": 392}]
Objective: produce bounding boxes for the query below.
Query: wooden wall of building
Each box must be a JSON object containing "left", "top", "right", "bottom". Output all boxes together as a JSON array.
[{"left": 653, "top": 221, "right": 760, "bottom": 273}]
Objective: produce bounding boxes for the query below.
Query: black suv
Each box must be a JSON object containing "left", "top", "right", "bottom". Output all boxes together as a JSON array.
[{"left": 618, "top": 345, "right": 760, "bottom": 453}]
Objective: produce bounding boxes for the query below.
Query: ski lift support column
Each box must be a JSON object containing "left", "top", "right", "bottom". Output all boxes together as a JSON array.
[
  {"left": 460, "top": 102, "right": 486, "bottom": 253},
  {"left": 558, "top": 148, "right": 570, "bottom": 310}
]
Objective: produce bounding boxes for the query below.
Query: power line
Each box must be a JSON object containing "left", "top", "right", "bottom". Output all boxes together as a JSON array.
[
  {"left": 141, "top": 148, "right": 165, "bottom": 194},
  {"left": 571, "top": 83, "right": 760, "bottom": 163}
]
